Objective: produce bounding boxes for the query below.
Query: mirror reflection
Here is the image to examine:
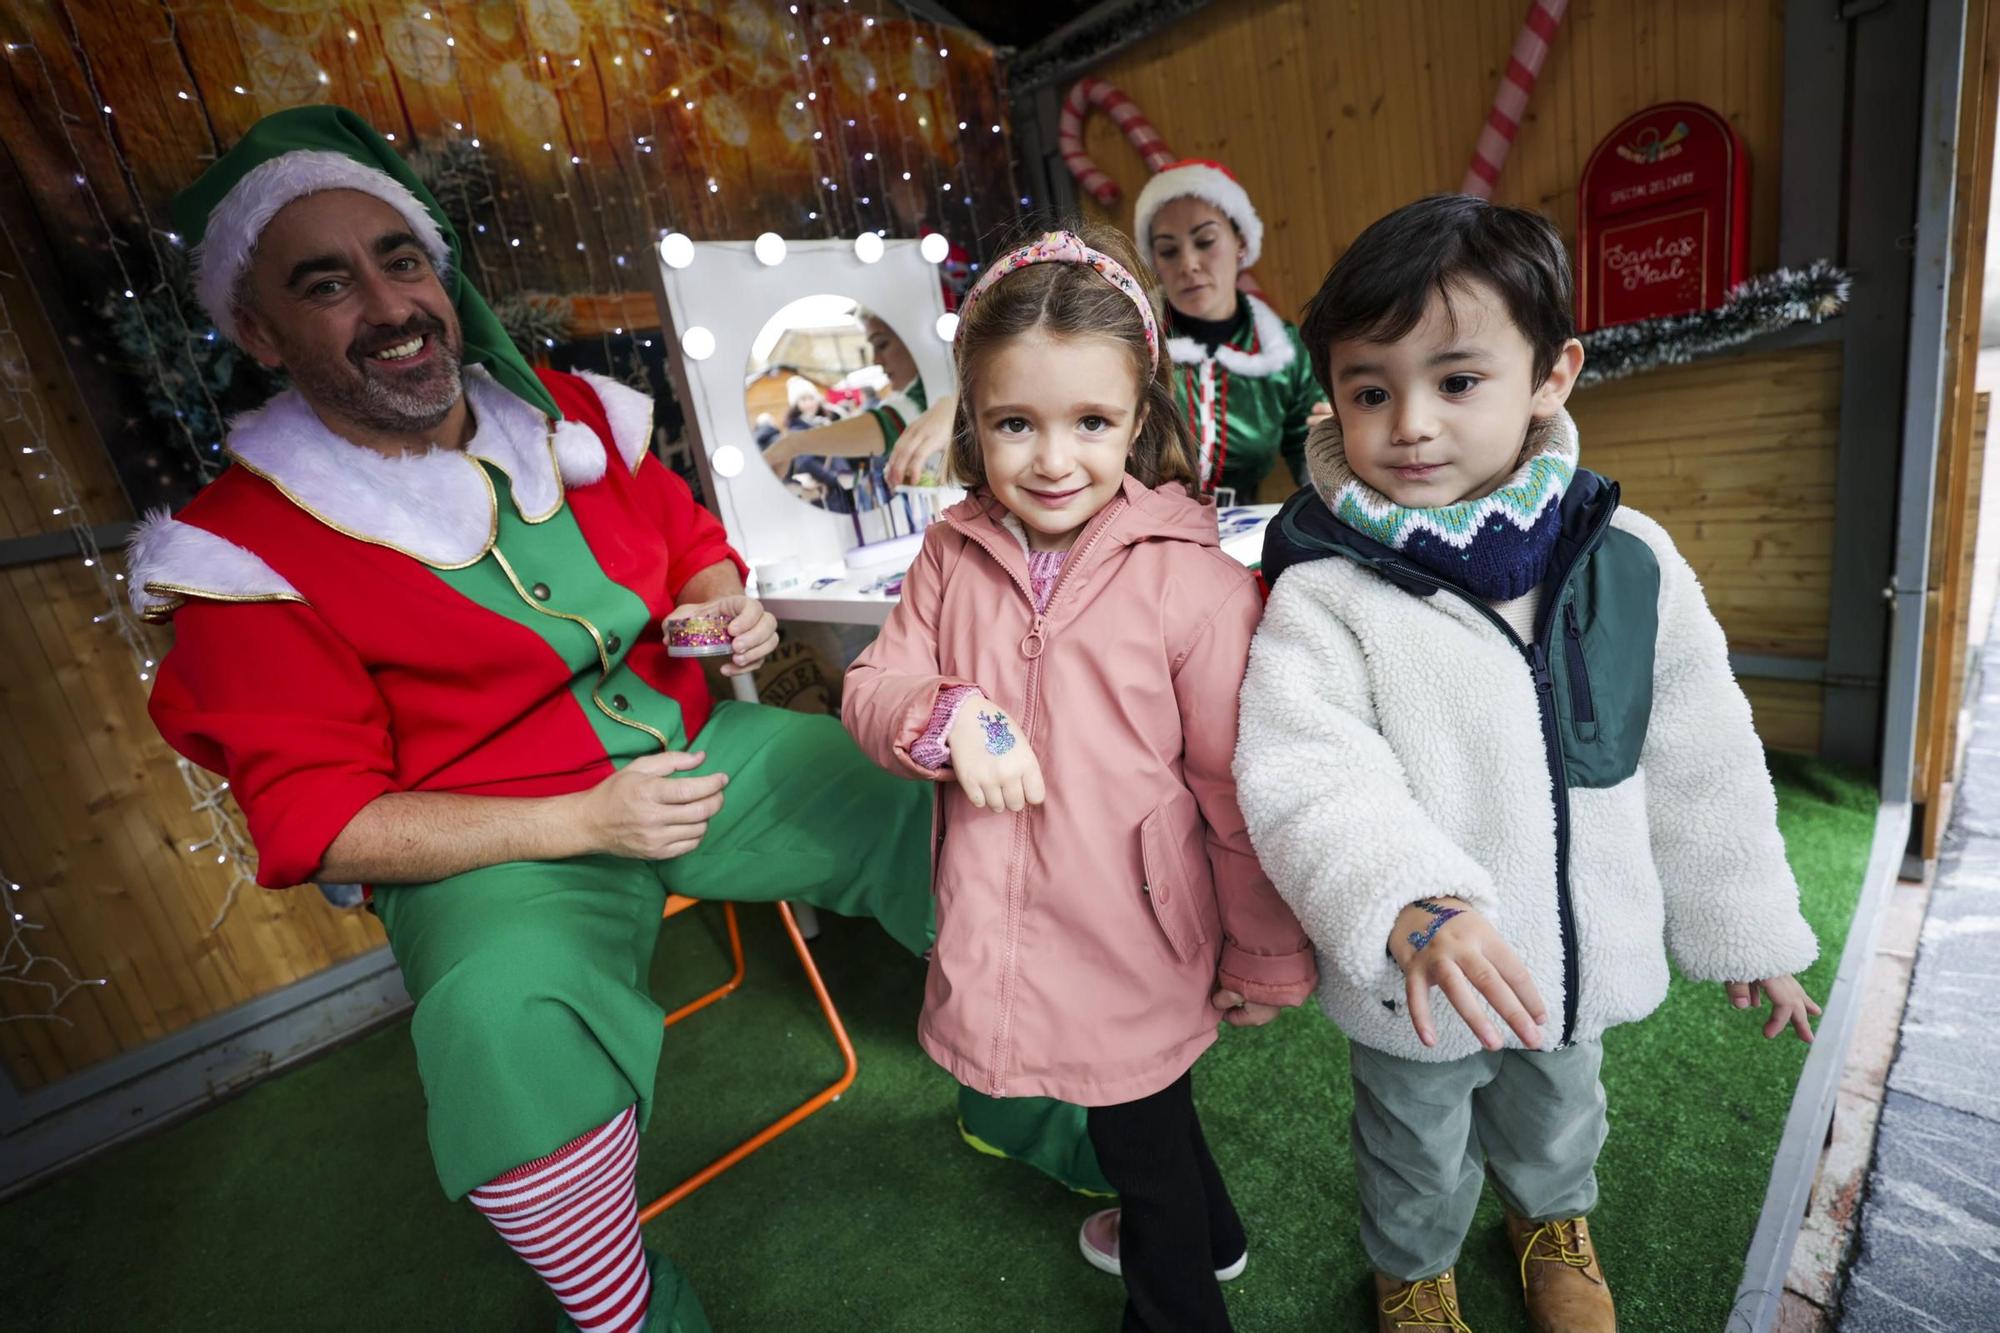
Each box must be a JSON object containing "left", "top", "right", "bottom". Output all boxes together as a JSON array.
[{"left": 746, "top": 296, "right": 946, "bottom": 544}]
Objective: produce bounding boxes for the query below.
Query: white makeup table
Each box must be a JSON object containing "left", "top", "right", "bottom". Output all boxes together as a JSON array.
[{"left": 753, "top": 504, "right": 1281, "bottom": 626}]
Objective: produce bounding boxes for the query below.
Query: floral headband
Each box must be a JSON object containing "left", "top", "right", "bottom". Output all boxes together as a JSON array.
[{"left": 955, "top": 230, "right": 1161, "bottom": 371}]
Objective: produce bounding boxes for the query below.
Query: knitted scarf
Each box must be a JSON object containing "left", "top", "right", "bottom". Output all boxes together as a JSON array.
[{"left": 1303, "top": 409, "right": 1579, "bottom": 601}]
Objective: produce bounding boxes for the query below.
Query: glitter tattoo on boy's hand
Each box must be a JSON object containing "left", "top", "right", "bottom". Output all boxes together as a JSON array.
[
  {"left": 977, "top": 710, "right": 1016, "bottom": 756},
  {"left": 1406, "top": 898, "right": 1463, "bottom": 952}
]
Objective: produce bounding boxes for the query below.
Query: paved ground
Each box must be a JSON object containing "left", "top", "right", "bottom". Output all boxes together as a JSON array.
[{"left": 1837, "top": 619, "right": 2000, "bottom": 1330}]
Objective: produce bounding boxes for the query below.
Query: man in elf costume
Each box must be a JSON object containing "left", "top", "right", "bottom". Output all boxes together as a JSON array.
[{"left": 130, "top": 107, "right": 1100, "bottom": 1331}]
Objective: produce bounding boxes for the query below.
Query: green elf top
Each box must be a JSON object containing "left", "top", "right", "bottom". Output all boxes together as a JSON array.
[{"left": 1133, "top": 158, "right": 1325, "bottom": 502}]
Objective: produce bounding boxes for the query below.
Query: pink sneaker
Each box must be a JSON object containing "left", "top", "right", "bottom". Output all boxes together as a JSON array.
[{"left": 1077, "top": 1208, "right": 1248, "bottom": 1281}]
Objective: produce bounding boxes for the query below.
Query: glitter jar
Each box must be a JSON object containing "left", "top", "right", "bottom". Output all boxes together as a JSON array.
[{"left": 665, "top": 613, "right": 735, "bottom": 658}]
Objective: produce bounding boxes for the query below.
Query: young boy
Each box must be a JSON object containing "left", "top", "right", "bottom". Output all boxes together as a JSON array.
[{"left": 1232, "top": 194, "right": 1822, "bottom": 1333}]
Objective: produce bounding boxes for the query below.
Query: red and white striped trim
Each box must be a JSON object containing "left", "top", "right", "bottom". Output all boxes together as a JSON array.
[
  {"left": 469, "top": 1105, "right": 652, "bottom": 1333},
  {"left": 1461, "top": 0, "right": 1569, "bottom": 198},
  {"left": 1057, "top": 76, "right": 1178, "bottom": 208}
]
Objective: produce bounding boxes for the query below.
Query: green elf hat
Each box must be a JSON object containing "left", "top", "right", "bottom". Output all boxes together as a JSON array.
[{"left": 172, "top": 104, "right": 558, "bottom": 420}]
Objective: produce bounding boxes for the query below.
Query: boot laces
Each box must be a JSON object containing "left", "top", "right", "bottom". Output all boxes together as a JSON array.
[
  {"left": 1380, "top": 1275, "right": 1472, "bottom": 1332},
  {"left": 1518, "top": 1218, "right": 1600, "bottom": 1288}
]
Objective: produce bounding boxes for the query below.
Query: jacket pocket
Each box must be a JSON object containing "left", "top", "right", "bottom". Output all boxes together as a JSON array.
[
  {"left": 1562, "top": 599, "right": 1600, "bottom": 743},
  {"left": 1560, "top": 537, "right": 1658, "bottom": 790},
  {"left": 1139, "top": 789, "right": 1213, "bottom": 964}
]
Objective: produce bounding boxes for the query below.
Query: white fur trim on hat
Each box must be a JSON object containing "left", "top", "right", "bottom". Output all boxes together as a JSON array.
[
  {"left": 194, "top": 149, "right": 452, "bottom": 343},
  {"left": 1133, "top": 160, "right": 1264, "bottom": 269},
  {"left": 577, "top": 370, "right": 656, "bottom": 472}
]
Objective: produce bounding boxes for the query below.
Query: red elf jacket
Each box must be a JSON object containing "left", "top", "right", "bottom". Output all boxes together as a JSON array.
[{"left": 130, "top": 368, "right": 744, "bottom": 888}]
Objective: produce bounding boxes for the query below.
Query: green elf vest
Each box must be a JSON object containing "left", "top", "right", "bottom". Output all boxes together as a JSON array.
[{"left": 1166, "top": 293, "right": 1322, "bottom": 501}]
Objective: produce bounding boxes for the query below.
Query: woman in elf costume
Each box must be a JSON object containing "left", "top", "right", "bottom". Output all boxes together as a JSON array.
[
  {"left": 882, "top": 161, "right": 1327, "bottom": 504},
  {"left": 1133, "top": 159, "right": 1330, "bottom": 502}
]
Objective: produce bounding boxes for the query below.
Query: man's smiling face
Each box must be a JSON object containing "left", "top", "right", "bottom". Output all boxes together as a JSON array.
[{"left": 234, "top": 189, "right": 464, "bottom": 437}]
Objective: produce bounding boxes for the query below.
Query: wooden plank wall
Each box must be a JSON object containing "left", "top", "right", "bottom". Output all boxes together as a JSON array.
[
  {"left": 1568, "top": 345, "right": 1842, "bottom": 756},
  {"left": 1078, "top": 0, "right": 1784, "bottom": 318},
  {"left": 1914, "top": 0, "right": 2000, "bottom": 857},
  {"left": 0, "top": 227, "right": 383, "bottom": 1092},
  {"left": 1079, "top": 0, "right": 1832, "bottom": 753},
  {"left": 0, "top": 0, "right": 1015, "bottom": 1093}
]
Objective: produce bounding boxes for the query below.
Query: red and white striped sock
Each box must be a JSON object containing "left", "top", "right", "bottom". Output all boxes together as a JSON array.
[{"left": 469, "top": 1105, "right": 652, "bottom": 1333}]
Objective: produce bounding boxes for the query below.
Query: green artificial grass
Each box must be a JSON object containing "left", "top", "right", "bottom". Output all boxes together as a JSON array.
[{"left": 9, "top": 754, "right": 1874, "bottom": 1332}]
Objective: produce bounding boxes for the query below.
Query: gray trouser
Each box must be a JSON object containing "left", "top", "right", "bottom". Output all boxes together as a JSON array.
[{"left": 1349, "top": 1040, "right": 1608, "bottom": 1280}]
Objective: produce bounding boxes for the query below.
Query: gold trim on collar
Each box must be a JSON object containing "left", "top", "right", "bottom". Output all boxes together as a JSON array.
[
  {"left": 138, "top": 581, "right": 311, "bottom": 624},
  {"left": 471, "top": 424, "right": 566, "bottom": 526},
  {"left": 223, "top": 410, "right": 563, "bottom": 567},
  {"left": 227, "top": 447, "right": 500, "bottom": 570}
]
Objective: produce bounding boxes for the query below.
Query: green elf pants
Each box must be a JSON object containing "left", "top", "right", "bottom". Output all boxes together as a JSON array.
[
  {"left": 959, "top": 1090, "right": 1114, "bottom": 1196},
  {"left": 374, "top": 699, "right": 1108, "bottom": 1202}
]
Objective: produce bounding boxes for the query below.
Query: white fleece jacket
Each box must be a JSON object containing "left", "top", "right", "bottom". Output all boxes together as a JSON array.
[{"left": 1232, "top": 505, "right": 1818, "bottom": 1061}]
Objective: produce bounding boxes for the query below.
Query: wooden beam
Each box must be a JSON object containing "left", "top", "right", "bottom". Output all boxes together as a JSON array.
[
  {"left": 1819, "top": 0, "right": 1936, "bottom": 770},
  {"left": 1914, "top": 0, "right": 2000, "bottom": 857}
]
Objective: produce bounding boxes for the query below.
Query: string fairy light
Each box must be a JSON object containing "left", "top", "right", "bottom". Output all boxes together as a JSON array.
[
  {"left": 23, "top": 25, "right": 227, "bottom": 486},
  {"left": 0, "top": 4, "right": 1022, "bottom": 950},
  {"left": 7, "top": 19, "right": 283, "bottom": 929},
  {"left": 0, "top": 866, "right": 110, "bottom": 1027},
  {"left": 0, "top": 267, "right": 259, "bottom": 935}
]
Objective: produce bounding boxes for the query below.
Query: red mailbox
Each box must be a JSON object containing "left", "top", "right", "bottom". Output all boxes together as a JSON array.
[{"left": 1576, "top": 102, "right": 1749, "bottom": 332}]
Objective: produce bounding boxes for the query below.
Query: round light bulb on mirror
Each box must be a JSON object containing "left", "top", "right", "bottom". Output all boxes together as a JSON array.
[
  {"left": 935, "top": 312, "right": 960, "bottom": 341},
  {"left": 754, "top": 232, "right": 787, "bottom": 266},
  {"left": 919, "top": 232, "right": 950, "bottom": 264},
  {"left": 659, "top": 232, "right": 694, "bottom": 268},
  {"left": 853, "top": 231, "right": 884, "bottom": 264},
  {"left": 681, "top": 326, "right": 716, "bottom": 360},
  {"left": 711, "top": 444, "right": 746, "bottom": 478}
]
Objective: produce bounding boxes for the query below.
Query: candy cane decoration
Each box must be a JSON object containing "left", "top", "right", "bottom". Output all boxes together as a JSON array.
[
  {"left": 1461, "top": 0, "right": 1569, "bottom": 197},
  {"left": 1058, "top": 77, "right": 1178, "bottom": 207},
  {"left": 1058, "top": 77, "right": 1266, "bottom": 299}
]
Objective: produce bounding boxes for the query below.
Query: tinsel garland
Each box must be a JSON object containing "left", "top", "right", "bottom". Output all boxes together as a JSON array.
[{"left": 1576, "top": 260, "right": 1851, "bottom": 387}]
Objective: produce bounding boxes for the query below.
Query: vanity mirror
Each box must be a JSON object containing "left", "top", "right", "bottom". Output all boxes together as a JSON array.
[{"left": 653, "top": 236, "right": 957, "bottom": 572}]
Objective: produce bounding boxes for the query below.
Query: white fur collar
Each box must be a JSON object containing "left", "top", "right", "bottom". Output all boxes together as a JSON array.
[
  {"left": 222, "top": 366, "right": 609, "bottom": 568},
  {"left": 1166, "top": 294, "right": 1297, "bottom": 378},
  {"left": 125, "top": 508, "right": 304, "bottom": 622}
]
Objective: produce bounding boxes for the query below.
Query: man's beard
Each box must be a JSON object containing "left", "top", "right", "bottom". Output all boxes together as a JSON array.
[{"left": 287, "top": 314, "right": 465, "bottom": 436}]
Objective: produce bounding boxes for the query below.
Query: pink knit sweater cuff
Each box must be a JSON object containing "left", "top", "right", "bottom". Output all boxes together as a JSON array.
[{"left": 911, "top": 685, "right": 982, "bottom": 770}]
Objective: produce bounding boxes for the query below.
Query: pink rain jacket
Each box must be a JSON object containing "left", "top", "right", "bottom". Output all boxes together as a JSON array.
[{"left": 844, "top": 475, "right": 1316, "bottom": 1106}]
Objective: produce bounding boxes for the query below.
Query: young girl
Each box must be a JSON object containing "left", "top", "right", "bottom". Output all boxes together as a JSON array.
[{"left": 843, "top": 226, "right": 1317, "bottom": 1332}]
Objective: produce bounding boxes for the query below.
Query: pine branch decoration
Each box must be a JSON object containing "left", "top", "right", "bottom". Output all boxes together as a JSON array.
[
  {"left": 490, "top": 292, "right": 575, "bottom": 357},
  {"left": 405, "top": 139, "right": 495, "bottom": 221},
  {"left": 97, "top": 243, "right": 276, "bottom": 461}
]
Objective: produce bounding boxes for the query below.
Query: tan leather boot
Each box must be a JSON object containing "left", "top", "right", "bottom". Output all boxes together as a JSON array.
[
  {"left": 1374, "top": 1269, "right": 1472, "bottom": 1332},
  {"left": 1503, "top": 1211, "right": 1617, "bottom": 1332}
]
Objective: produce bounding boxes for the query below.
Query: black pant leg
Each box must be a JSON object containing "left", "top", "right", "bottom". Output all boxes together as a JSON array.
[
  {"left": 1187, "top": 1105, "right": 1247, "bottom": 1269},
  {"left": 1085, "top": 1070, "right": 1235, "bottom": 1333}
]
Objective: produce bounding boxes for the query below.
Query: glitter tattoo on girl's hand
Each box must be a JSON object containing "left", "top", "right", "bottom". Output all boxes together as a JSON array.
[
  {"left": 1407, "top": 898, "right": 1463, "bottom": 952},
  {"left": 977, "top": 710, "right": 1016, "bottom": 756}
]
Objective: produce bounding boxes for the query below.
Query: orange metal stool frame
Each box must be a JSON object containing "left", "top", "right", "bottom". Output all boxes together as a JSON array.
[{"left": 638, "top": 895, "right": 858, "bottom": 1222}]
